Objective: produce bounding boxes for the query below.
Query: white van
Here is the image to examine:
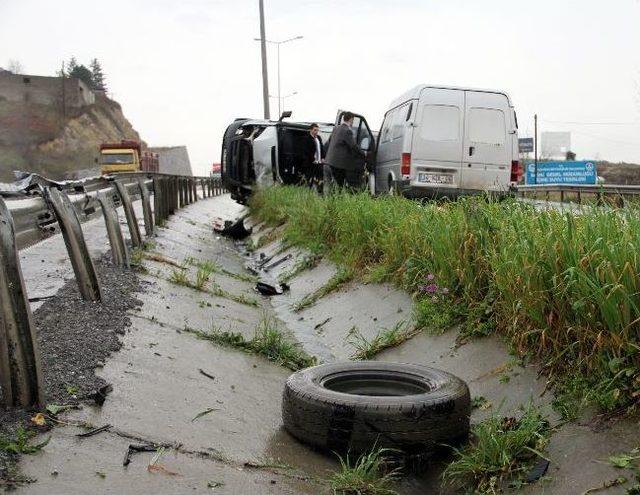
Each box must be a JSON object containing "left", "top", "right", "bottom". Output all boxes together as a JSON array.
[{"left": 372, "top": 85, "right": 522, "bottom": 197}]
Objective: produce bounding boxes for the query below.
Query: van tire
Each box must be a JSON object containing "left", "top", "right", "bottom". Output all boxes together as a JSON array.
[{"left": 282, "top": 362, "right": 470, "bottom": 457}]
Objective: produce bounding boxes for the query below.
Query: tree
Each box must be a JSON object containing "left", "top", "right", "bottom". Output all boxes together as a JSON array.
[
  {"left": 66, "top": 56, "right": 78, "bottom": 76},
  {"left": 7, "top": 59, "right": 24, "bottom": 74},
  {"left": 69, "top": 64, "right": 94, "bottom": 88},
  {"left": 90, "top": 58, "right": 106, "bottom": 91}
]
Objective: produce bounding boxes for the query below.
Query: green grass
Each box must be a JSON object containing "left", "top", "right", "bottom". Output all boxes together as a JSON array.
[
  {"left": 292, "top": 267, "right": 353, "bottom": 312},
  {"left": 249, "top": 186, "right": 640, "bottom": 413},
  {"left": 329, "top": 447, "right": 400, "bottom": 495},
  {"left": 348, "top": 321, "right": 418, "bottom": 360},
  {"left": 0, "top": 428, "right": 50, "bottom": 455},
  {"left": 185, "top": 258, "right": 257, "bottom": 283},
  {"left": 443, "top": 405, "right": 551, "bottom": 494},
  {"left": 185, "top": 315, "right": 316, "bottom": 371},
  {"left": 167, "top": 266, "right": 258, "bottom": 307}
]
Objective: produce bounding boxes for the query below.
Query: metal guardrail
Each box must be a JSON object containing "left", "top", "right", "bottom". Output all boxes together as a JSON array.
[
  {"left": 0, "top": 172, "right": 225, "bottom": 408},
  {"left": 516, "top": 183, "right": 640, "bottom": 206}
]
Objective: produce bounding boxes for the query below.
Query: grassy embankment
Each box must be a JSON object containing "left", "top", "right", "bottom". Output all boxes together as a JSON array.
[{"left": 249, "top": 186, "right": 640, "bottom": 414}]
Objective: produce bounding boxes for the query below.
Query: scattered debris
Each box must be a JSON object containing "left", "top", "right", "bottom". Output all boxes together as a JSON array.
[
  {"left": 30, "top": 414, "right": 46, "bottom": 426},
  {"left": 90, "top": 384, "right": 113, "bottom": 406},
  {"left": 263, "top": 254, "right": 292, "bottom": 272},
  {"left": 76, "top": 424, "right": 112, "bottom": 438},
  {"left": 471, "top": 396, "right": 493, "bottom": 410},
  {"left": 524, "top": 457, "right": 550, "bottom": 483},
  {"left": 191, "top": 408, "right": 219, "bottom": 422},
  {"left": 198, "top": 369, "right": 216, "bottom": 381},
  {"left": 314, "top": 317, "right": 332, "bottom": 331},
  {"left": 582, "top": 477, "right": 628, "bottom": 494},
  {"left": 95, "top": 471, "right": 106, "bottom": 479},
  {"left": 256, "top": 280, "right": 290, "bottom": 296},
  {"left": 213, "top": 217, "right": 252, "bottom": 240},
  {"left": 123, "top": 444, "right": 160, "bottom": 467},
  {"left": 207, "top": 480, "right": 225, "bottom": 489},
  {"left": 147, "top": 447, "right": 180, "bottom": 476}
]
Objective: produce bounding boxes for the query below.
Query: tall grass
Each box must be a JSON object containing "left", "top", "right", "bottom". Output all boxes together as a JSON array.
[{"left": 249, "top": 186, "right": 640, "bottom": 411}]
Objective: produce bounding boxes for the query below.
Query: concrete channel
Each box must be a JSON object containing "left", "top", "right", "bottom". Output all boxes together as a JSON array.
[{"left": 11, "top": 194, "right": 640, "bottom": 494}]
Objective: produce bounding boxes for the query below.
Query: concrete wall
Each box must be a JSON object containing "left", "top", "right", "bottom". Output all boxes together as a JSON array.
[
  {"left": 0, "top": 73, "right": 95, "bottom": 107},
  {"left": 149, "top": 146, "right": 193, "bottom": 176}
]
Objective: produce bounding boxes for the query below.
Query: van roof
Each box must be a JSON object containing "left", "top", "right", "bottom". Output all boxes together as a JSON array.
[{"left": 387, "top": 84, "right": 513, "bottom": 111}]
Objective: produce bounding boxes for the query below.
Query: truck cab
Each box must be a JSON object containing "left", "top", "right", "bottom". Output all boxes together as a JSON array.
[{"left": 100, "top": 141, "right": 158, "bottom": 174}]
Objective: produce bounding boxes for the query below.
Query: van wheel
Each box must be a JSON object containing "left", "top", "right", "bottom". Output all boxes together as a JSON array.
[{"left": 282, "top": 362, "right": 470, "bottom": 458}]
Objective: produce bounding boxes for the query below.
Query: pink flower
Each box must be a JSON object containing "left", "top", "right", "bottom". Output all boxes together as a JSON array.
[
  {"left": 425, "top": 284, "right": 438, "bottom": 294},
  {"left": 426, "top": 274, "right": 435, "bottom": 281}
]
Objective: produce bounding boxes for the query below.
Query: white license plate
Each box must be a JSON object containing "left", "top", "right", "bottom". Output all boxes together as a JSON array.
[{"left": 417, "top": 173, "right": 453, "bottom": 185}]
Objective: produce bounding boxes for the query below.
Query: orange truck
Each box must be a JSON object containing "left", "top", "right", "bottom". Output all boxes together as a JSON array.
[{"left": 100, "top": 140, "right": 159, "bottom": 174}]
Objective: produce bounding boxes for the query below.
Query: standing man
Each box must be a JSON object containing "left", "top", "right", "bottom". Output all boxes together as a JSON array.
[
  {"left": 325, "top": 111, "right": 366, "bottom": 191},
  {"left": 302, "top": 123, "right": 325, "bottom": 189}
]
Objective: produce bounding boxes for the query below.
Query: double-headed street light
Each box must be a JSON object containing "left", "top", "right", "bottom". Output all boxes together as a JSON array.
[{"left": 254, "top": 35, "right": 303, "bottom": 118}]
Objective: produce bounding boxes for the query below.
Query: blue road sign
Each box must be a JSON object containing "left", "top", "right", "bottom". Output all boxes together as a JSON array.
[{"left": 525, "top": 161, "right": 597, "bottom": 185}]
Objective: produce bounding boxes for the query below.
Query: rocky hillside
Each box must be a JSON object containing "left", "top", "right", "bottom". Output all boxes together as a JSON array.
[{"left": 0, "top": 93, "right": 143, "bottom": 181}]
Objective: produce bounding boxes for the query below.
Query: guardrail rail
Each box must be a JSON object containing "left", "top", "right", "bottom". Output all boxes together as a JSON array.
[{"left": 0, "top": 172, "right": 224, "bottom": 408}]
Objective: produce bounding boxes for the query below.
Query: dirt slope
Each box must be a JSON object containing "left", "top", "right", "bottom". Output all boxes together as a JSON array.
[{"left": 0, "top": 93, "right": 143, "bottom": 181}]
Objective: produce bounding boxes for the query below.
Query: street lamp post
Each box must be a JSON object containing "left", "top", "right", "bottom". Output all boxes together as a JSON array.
[{"left": 254, "top": 35, "right": 303, "bottom": 118}]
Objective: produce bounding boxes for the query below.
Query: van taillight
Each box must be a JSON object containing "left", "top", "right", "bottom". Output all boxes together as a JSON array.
[
  {"left": 510, "top": 160, "right": 522, "bottom": 182},
  {"left": 401, "top": 153, "right": 411, "bottom": 176}
]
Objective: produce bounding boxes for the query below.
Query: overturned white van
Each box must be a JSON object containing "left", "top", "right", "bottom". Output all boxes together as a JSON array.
[{"left": 372, "top": 85, "right": 522, "bottom": 197}]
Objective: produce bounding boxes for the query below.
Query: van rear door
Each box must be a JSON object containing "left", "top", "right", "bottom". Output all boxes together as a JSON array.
[
  {"left": 461, "top": 92, "right": 511, "bottom": 192},
  {"left": 410, "top": 88, "right": 465, "bottom": 189}
]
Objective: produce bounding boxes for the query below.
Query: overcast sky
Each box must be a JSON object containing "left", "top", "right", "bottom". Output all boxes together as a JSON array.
[{"left": 2, "top": 0, "right": 640, "bottom": 175}]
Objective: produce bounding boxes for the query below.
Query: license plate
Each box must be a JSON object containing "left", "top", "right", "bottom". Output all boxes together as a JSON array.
[{"left": 417, "top": 173, "right": 453, "bottom": 185}]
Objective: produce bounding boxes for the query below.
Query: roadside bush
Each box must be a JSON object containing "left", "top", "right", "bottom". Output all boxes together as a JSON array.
[{"left": 249, "top": 186, "right": 640, "bottom": 412}]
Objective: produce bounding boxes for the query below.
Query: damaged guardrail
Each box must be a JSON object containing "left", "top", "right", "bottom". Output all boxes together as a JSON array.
[{"left": 0, "top": 172, "right": 224, "bottom": 408}]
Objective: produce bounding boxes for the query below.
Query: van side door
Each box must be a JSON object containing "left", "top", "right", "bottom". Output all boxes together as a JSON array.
[
  {"left": 334, "top": 110, "right": 376, "bottom": 169},
  {"left": 410, "top": 88, "right": 465, "bottom": 190},
  {"left": 461, "top": 92, "right": 511, "bottom": 192}
]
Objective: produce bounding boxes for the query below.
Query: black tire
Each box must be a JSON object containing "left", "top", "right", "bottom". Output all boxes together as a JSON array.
[{"left": 282, "top": 362, "right": 470, "bottom": 457}]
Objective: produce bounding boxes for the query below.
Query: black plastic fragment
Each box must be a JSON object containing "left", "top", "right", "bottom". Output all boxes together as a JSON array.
[{"left": 525, "top": 457, "right": 550, "bottom": 483}]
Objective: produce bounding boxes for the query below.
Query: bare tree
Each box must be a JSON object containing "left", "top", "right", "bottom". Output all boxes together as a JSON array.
[{"left": 7, "top": 59, "right": 24, "bottom": 74}]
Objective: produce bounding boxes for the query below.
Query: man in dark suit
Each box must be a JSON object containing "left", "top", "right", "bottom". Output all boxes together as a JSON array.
[
  {"left": 325, "top": 111, "right": 366, "bottom": 190},
  {"left": 302, "top": 123, "right": 325, "bottom": 188}
]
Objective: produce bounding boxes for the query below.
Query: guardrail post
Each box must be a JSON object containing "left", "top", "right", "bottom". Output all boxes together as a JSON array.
[
  {"left": 178, "top": 178, "right": 184, "bottom": 208},
  {"left": 169, "top": 177, "right": 177, "bottom": 214},
  {"left": 207, "top": 179, "right": 212, "bottom": 197},
  {"left": 200, "top": 179, "right": 206, "bottom": 198},
  {"left": 0, "top": 197, "right": 44, "bottom": 408},
  {"left": 138, "top": 179, "right": 154, "bottom": 237},
  {"left": 186, "top": 179, "right": 192, "bottom": 204},
  {"left": 114, "top": 181, "right": 142, "bottom": 248},
  {"left": 44, "top": 187, "right": 102, "bottom": 302},
  {"left": 97, "top": 191, "right": 129, "bottom": 268},
  {"left": 192, "top": 179, "right": 198, "bottom": 202},
  {"left": 153, "top": 177, "right": 165, "bottom": 225}
]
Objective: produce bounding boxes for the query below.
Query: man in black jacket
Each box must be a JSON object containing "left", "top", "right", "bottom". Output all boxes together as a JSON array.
[
  {"left": 325, "top": 111, "right": 366, "bottom": 190},
  {"left": 302, "top": 123, "right": 324, "bottom": 188}
]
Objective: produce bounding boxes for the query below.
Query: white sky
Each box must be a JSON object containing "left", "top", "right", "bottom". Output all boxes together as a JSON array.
[{"left": 1, "top": 0, "right": 640, "bottom": 175}]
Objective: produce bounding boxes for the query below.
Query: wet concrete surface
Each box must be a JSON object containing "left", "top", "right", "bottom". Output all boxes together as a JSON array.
[{"left": 13, "top": 193, "right": 640, "bottom": 494}]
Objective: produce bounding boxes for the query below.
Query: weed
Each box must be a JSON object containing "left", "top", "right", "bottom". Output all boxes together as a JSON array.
[
  {"left": 279, "top": 255, "right": 322, "bottom": 283},
  {"left": 443, "top": 405, "right": 552, "bottom": 494},
  {"left": 169, "top": 268, "right": 189, "bottom": 286},
  {"left": 0, "top": 428, "right": 50, "bottom": 455},
  {"left": 185, "top": 257, "right": 257, "bottom": 283},
  {"left": 292, "top": 267, "right": 353, "bottom": 312},
  {"left": 185, "top": 315, "right": 315, "bottom": 371},
  {"left": 194, "top": 264, "right": 214, "bottom": 290},
  {"left": 471, "top": 396, "right": 492, "bottom": 410},
  {"left": 329, "top": 447, "right": 400, "bottom": 495},
  {"left": 65, "top": 385, "right": 78, "bottom": 395},
  {"left": 348, "top": 321, "right": 418, "bottom": 360}
]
